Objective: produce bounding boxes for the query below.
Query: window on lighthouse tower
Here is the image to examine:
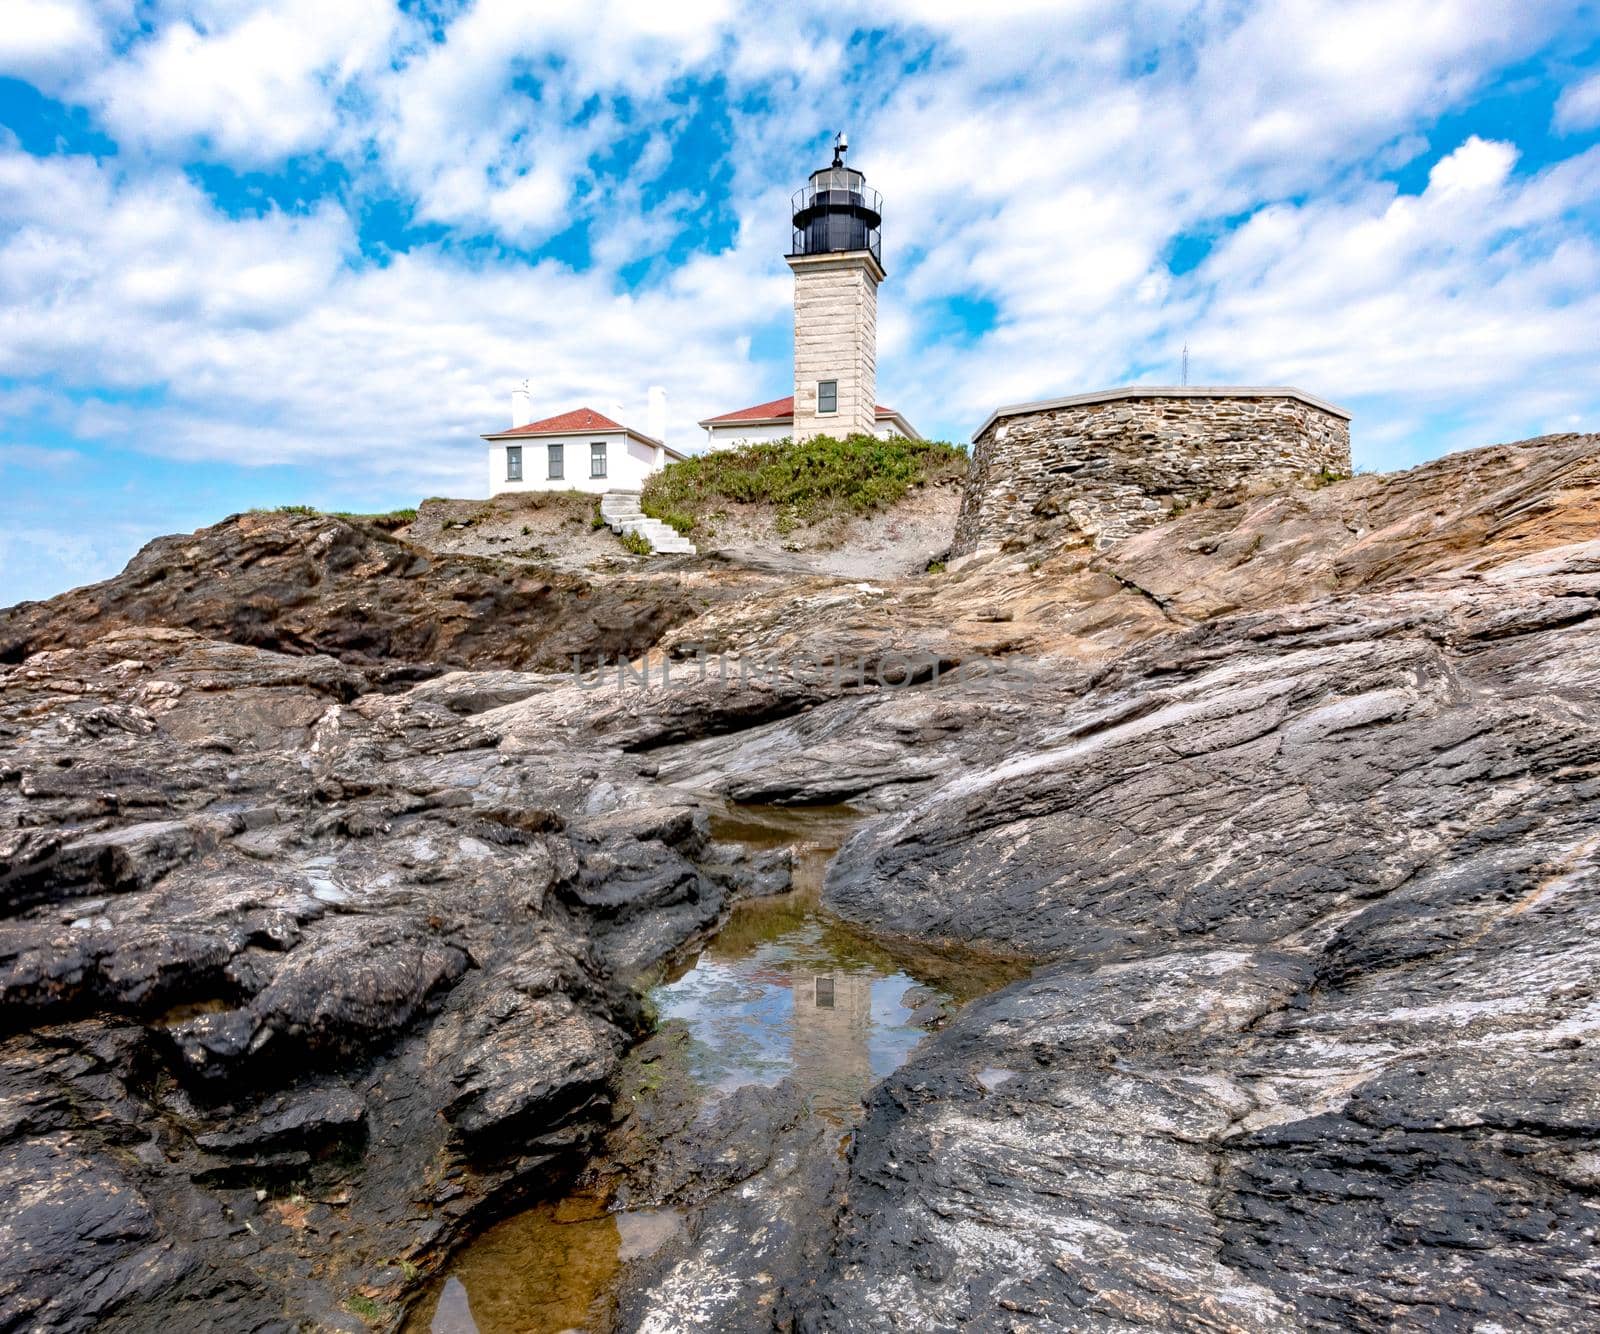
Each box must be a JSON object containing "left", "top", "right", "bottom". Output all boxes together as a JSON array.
[{"left": 818, "top": 380, "right": 838, "bottom": 414}]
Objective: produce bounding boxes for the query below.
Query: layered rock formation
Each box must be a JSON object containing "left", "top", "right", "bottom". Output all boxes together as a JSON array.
[
  {"left": 2, "top": 432, "right": 1597, "bottom": 1330},
  {"left": 0, "top": 509, "right": 708, "bottom": 678},
  {"left": 0, "top": 622, "right": 748, "bottom": 1327},
  {"left": 806, "top": 548, "right": 1600, "bottom": 1328}
]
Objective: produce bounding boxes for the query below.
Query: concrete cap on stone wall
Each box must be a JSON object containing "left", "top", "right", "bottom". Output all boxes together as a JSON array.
[{"left": 972, "top": 385, "right": 1352, "bottom": 442}]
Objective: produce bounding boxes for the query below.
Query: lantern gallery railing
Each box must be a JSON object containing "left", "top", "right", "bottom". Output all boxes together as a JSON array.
[{"left": 789, "top": 171, "right": 883, "bottom": 263}]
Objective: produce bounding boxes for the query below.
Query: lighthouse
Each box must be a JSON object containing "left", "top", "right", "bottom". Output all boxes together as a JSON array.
[
  {"left": 698, "top": 134, "right": 919, "bottom": 450},
  {"left": 786, "top": 133, "right": 883, "bottom": 441}
]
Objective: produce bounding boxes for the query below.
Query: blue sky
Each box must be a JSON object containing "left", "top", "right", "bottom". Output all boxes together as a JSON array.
[{"left": 2, "top": 1, "right": 1599, "bottom": 605}]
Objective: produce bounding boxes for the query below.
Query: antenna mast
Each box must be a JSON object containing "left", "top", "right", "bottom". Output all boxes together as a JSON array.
[{"left": 1181, "top": 343, "right": 1190, "bottom": 387}]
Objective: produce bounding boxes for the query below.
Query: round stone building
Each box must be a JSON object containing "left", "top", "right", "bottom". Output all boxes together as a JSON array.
[{"left": 950, "top": 386, "right": 1351, "bottom": 557}]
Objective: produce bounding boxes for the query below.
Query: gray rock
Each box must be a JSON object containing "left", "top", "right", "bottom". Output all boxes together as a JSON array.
[
  {"left": 799, "top": 546, "right": 1600, "bottom": 1330},
  {"left": 825, "top": 575, "right": 1600, "bottom": 962},
  {"left": 0, "top": 1132, "right": 198, "bottom": 1331},
  {"left": 0, "top": 625, "right": 741, "bottom": 1326},
  {"left": 3, "top": 435, "right": 1598, "bottom": 1330}
]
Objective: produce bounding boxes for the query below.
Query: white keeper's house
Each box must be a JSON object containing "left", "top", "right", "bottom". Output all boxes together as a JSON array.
[
  {"left": 699, "top": 134, "right": 921, "bottom": 451},
  {"left": 482, "top": 390, "right": 686, "bottom": 498}
]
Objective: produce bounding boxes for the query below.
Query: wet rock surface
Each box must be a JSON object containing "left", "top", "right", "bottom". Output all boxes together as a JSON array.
[
  {"left": 1, "top": 433, "right": 1597, "bottom": 1330},
  {"left": 0, "top": 623, "right": 758, "bottom": 1329}
]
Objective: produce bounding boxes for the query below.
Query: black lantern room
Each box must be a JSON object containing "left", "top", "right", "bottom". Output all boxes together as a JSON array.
[{"left": 789, "top": 133, "right": 882, "bottom": 264}]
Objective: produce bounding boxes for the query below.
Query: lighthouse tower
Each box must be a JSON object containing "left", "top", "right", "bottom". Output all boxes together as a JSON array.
[
  {"left": 696, "top": 136, "right": 918, "bottom": 450},
  {"left": 785, "top": 133, "right": 884, "bottom": 442}
]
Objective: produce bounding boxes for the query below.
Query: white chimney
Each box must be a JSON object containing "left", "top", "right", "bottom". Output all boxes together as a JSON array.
[
  {"left": 510, "top": 380, "right": 533, "bottom": 427},
  {"left": 647, "top": 385, "right": 667, "bottom": 443}
]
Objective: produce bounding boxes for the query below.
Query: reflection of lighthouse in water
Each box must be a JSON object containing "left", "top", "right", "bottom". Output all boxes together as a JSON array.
[{"left": 790, "top": 967, "right": 874, "bottom": 1123}]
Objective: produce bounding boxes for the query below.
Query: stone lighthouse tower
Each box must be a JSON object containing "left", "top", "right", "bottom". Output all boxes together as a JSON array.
[{"left": 786, "top": 133, "right": 884, "bottom": 441}]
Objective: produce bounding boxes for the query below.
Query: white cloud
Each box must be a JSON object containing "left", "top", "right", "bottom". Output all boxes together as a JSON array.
[
  {"left": 0, "top": 519, "right": 155, "bottom": 603},
  {"left": 1554, "top": 70, "right": 1600, "bottom": 133},
  {"left": 833, "top": 0, "right": 1592, "bottom": 439},
  {"left": 0, "top": 145, "right": 777, "bottom": 498},
  {"left": 0, "top": 444, "right": 83, "bottom": 473},
  {"left": 0, "top": 0, "right": 108, "bottom": 83},
  {"left": 86, "top": 0, "right": 400, "bottom": 161},
  {"left": 1426, "top": 135, "right": 1517, "bottom": 195},
  {"left": 0, "top": 151, "right": 355, "bottom": 373},
  {"left": 361, "top": 0, "right": 745, "bottom": 245}
]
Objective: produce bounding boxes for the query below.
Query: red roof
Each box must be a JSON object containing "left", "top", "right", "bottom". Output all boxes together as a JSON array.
[
  {"left": 700, "top": 395, "right": 903, "bottom": 426},
  {"left": 482, "top": 406, "right": 687, "bottom": 458},
  {"left": 494, "top": 406, "right": 629, "bottom": 437},
  {"left": 702, "top": 395, "right": 796, "bottom": 425}
]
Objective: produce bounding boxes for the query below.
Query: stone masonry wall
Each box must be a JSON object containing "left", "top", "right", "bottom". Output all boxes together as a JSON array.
[
  {"left": 789, "top": 253, "right": 879, "bottom": 440},
  {"left": 951, "top": 391, "right": 1351, "bottom": 557}
]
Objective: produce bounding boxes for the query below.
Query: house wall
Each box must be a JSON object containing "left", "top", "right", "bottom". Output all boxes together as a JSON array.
[
  {"left": 787, "top": 251, "right": 880, "bottom": 441},
  {"left": 703, "top": 421, "right": 796, "bottom": 451},
  {"left": 488, "top": 432, "right": 661, "bottom": 496},
  {"left": 702, "top": 418, "right": 905, "bottom": 452},
  {"left": 951, "top": 390, "right": 1352, "bottom": 557}
]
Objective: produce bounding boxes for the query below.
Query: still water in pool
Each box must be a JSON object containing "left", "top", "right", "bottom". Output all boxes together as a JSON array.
[
  {"left": 649, "top": 804, "right": 974, "bottom": 1126},
  {"left": 417, "top": 1194, "right": 682, "bottom": 1334},
  {"left": 407, "top": 804, "right": 1022, "bottom": 1333}
]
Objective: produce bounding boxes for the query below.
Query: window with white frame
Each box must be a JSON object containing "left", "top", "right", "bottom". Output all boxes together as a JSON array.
[
  {"left": 590, "top": 441, "right": 607, "bottom": 478},
  {"left": 818, "top": 380, "right": 838, "bottom": 414},
  {"left": 505, "top": 445, "right": 522, "bottom": 481},
  {"left": 548, "top": 442, "right": 564, "bottom": 480}
]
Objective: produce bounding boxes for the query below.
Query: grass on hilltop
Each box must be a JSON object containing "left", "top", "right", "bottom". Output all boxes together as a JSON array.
[
  {"left": 640, "top": 433, "right": 966, "bottom": 537},
  {"left": 248, "top": 504, "right": 418, "bottom": 527}
]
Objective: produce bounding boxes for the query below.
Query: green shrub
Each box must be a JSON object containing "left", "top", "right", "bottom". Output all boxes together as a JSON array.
[
  {"left": 640, "top": 434, "right": 966, "bottom": 533},
  {"left": 273, "top": 504, "right": 319, "bottom": 516},
  {"left": 619, "top": 529, "right": 653, "bottom": 556},
  {"left": 926, "top": 559, "right": 947, "bottom": 574},
  {"left": 330, "top": 507, "right": 416, "bottom": 525},
  {"left": 656, "top": 509, "right": 696, "bottom": 535}
]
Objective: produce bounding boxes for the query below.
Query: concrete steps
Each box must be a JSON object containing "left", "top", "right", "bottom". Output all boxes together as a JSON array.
[{"left": 599, "top": 491, "right": 697, "bottom": 556}]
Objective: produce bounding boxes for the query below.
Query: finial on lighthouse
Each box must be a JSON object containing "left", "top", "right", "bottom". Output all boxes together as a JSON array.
[{"left": 832, "top": 131, "right": 848, "bottom": 168}]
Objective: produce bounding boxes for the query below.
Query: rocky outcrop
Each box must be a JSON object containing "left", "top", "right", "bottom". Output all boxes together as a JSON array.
[
  {"left": 824, "top": 558, "right": 1600, "bottom": 957},
  {"left": 797, "top": 458, "right": 1600, "bottom": 1327},
  {"left": 3, "top": 432, "right": 1597, "bottom": 1330},
  {"left": 0, "top": 624, "right": 760, "bottom": 1328},
  {"left": 799, "top": 926, "right": 1600, "bottom": 1330},
  {"left": 0, "top": 509, "right": 706, "bottom": 678}
]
